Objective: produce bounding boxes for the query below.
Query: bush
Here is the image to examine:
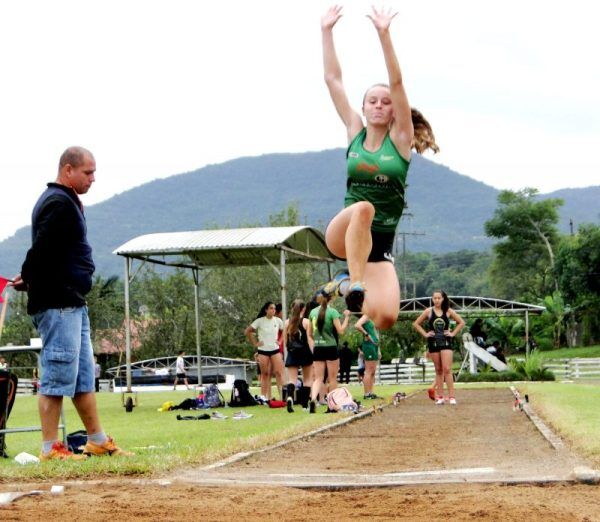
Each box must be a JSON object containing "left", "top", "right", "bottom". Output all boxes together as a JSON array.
[
  {"left": 509, "top": 350, "right": 556, "bottom": 381},
  {"left": 456, "top": 370, "right": 523, "bottom": 382},
  {"left": 534, "top": 337, "right": 554, "bottom": 351}
]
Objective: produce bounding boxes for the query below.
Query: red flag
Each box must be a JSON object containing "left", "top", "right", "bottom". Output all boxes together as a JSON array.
[{"left": 0, "top": 276, "right": 9, "bottom": 303}]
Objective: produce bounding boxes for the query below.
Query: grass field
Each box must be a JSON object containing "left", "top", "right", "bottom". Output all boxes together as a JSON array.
[
  {"left": 519, "top": 382, "right": 600, "bottom": 465},
  {"left": 0, "top": 384, "right": 410, "bottom": 481},
  {"left": 539, "top": 345, "right": 600, "bottom": 359},
  {"left": 1, "top": 382, "right": 599, "bottom": 481}
]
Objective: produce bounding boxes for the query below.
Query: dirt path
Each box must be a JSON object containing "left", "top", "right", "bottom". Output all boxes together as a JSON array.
[
  {"left": 183, "top": 388, "right": 587, "bottom": 485},
  {"left": 3, "top": 388, "right": 600, "bottom": 521}
]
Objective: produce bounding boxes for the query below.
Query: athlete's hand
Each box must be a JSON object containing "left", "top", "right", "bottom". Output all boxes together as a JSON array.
[
  {"left": 256, "top": 341, "right": 264, "bottom": 347},
  {"left": 367, "top": 5, "right": 398, "bottom": 34},
  {"left": 425, "top": 331, "right": 435, "bottom": 338},
  {"left": 343, "top": 309, "right": 351, "bottom": 318},
  {"left": 8, "top": 274, "right": 27, "bottom": 291},
  {"left": 321, "top": 5, "right": 343, "bottom": 31},
  {"left": 444, "top": 330, "right": 454, "bottom": 337}
]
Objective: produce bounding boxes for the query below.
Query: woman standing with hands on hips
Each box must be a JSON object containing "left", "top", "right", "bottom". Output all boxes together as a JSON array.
[
  {"left": 245, "top": 302, "right": 284, "bottom": 402},
  {"left": 320, "top": 5, "right": 439, "bottom": 329},
  {"left": 413, "top": 290, "right": 465, "bottom": 405}
]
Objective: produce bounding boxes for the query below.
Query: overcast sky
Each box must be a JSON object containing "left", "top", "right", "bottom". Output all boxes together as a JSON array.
[{"left": 0, "top": 0, "right": 598, "bottom": 241}]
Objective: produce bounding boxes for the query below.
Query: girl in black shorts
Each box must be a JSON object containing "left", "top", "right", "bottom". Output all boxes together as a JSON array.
[
  {"left": 307, "top": 291, "right": 350, "bottom": 413},
  {"left": 283, "top": 299, "right": 314, "bottom": 412},
  {"left": 413, "top": 290, "right": 465, "bottom": 405}
]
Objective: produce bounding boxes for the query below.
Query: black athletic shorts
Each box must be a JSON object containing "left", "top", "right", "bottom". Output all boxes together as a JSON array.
[
  {"left": 285, "top": 345, "right": 314, "bottom": 368},
  {"left": 313, "top": 345, "right": 339, "bottom": 362},
  {"left": 257, "top": 349, "right": 281, "bottom": 357},
  {"left": 427, "top": 340, "right": 454, "bottom": 353},
  {"left": 368, "top": 230, "right": 395, "bottom": 263}
]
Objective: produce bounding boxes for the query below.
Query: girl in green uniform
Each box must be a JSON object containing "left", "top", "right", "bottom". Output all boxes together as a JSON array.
[
  {"left": 355, "top": 314, "right": 381, "bottom": 399},
  {"left": 307, "top": 291, "right": 350, "bottom": 413},
  {"left": 321, "top": 6, "right": 438, "bottom": 329}
]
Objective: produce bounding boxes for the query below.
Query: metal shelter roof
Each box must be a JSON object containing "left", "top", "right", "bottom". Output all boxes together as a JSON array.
[
  {"left": 399, "top": 296, "right": 545, "bottom": 317},
  {"left": 113, "top": 226, "right": 335, "bottom": 267}
]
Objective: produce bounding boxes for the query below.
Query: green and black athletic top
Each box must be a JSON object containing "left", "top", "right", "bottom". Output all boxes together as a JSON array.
[
  {"left": 427, "top": 308, "right": 451, "bottom": 349},
  {"left": 345, "top": 128, "right": 410, "bottom": 234}
]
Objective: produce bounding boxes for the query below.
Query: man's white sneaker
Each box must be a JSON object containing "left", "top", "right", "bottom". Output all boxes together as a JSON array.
[
  {"left": 449, "top": 398, "right": 457, "bottom": 405},
  {"left": 211, "top": 411, "right": 228, "bottom": 420},
  {"left": 435, "top": 397, "right": 445, "bottom": 405}
]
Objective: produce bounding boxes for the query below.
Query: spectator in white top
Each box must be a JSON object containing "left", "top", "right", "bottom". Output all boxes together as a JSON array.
[
  {"left": 245, "top": 301, "right": 284, "bottom": 401},
  {"left": 173, "top": 350, "right": 189, "bottom": 390}
]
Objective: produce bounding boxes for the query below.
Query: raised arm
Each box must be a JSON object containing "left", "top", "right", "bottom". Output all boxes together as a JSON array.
[
  {"left": 322, "top": 5, "right": 363, "bottom": 141},
  {"left": 333, "top": 309, "right": 351, "bottom": 335},
  {"left": 367, "top": 6, "right": 413, "bottom": 159},
  {"left": 355, "top": 314, "right": 376, "bottom": 345}
]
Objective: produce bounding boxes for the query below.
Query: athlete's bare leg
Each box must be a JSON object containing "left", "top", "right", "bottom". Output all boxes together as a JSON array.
[
  {"left": 362, "top": 261, "right": 400, "bottom": 330},
  {"left": 325, "top": 202, "right": 374, "bottom": 286}
]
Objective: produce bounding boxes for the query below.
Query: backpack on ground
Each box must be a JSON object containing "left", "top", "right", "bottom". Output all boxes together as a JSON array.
[
  {"left": 204, "top": 384, "right": 225, "bottom": 408},
  {"left": 0, "top": 371, "right": 18, "bottom": 457},
  {"left": 228, "top": 379, "right": 257, "bottom": 407},
  {"left": 327, "top": 387, "right": 358, "bottom": 412},
  {"left": 172, "top": 398, "right": 199, "bottom": 410}
]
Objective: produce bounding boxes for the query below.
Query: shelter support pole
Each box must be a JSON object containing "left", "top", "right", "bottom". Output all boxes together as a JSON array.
[
  {"left": 193, "top": 268, "right": 203, "bottom": 386},
  {"left": 124, "top": 257, "right": 132, "bottom": 392},
  {"left": 280, "top": 250, "right": 288, "bottom": 385},
  {"left": 525, "top": 310, "right": 530, "bottom": 356}
]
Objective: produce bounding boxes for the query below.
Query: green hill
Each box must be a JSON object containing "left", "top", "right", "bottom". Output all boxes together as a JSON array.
[{"left": 0, "top": 149, "right": 598, "bottom": 277}]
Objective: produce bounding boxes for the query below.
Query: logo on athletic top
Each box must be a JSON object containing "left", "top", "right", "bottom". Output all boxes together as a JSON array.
[
  {"left": 384, "top": 252, "right": 395, "bottom": 263},
  {"left": 380, "top": 155, "right": 394, "bottom": 161},
  {"left": 374, "top": 174, "right": 389, "bottom": 183},
  {"left": 349, "top": 152, "right": 359, "bottom": 158},
  {"left": 356, "top": 162, "right": 379, "bottom": 175}
]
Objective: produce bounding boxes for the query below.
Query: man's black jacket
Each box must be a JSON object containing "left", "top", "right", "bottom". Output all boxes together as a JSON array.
[{"left": 21, "top": 183, "right": 95, "bottom": 315}]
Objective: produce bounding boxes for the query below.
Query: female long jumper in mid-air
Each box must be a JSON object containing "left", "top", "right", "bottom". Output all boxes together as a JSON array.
[{"left": 320, "top": 5, "right": 439, "bottom": 329}]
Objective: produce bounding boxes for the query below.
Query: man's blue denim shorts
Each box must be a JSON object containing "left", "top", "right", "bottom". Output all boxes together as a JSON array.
[{"left": 32, "top": 306, "right": 95, "bottom": 397}]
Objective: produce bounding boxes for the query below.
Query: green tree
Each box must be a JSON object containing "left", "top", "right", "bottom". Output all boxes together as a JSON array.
[
  {"left": 555, "top": 224, "right": 600, "bottom": 345},
  {"left": 404, "top": 250, "right": 493, "bottom": 298},
  {"left": 484, "top": 316, "right": 525, "bottom": 353},
  {"left": 134, "top": 268, "right": 198, "bottom": 360},
  {"left": 485, "top": 188, "right": 563, "bottom": 301},
  {"left": 540, "top": 291, "right": 572, "bottom": 348}
]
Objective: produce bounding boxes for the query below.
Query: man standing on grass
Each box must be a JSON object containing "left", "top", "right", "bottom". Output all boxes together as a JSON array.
[
  {"left": 11, "top": 146, "right": 131, "bottom": 461},
  {"left": 173, "top": 350, "right": 190, "bottom": 390}
]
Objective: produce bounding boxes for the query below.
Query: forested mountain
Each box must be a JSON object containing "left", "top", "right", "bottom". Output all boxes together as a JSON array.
[{"left": 0, "top": 149, "right": 598, "bottom": 277}]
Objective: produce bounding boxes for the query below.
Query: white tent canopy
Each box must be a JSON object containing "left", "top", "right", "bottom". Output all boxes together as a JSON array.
[
  {"left": 113, "top": 226, "right": 335, "bottom": 394},
  {"left": 114, "top": 226, "right": 334, "bottom": 268}
]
